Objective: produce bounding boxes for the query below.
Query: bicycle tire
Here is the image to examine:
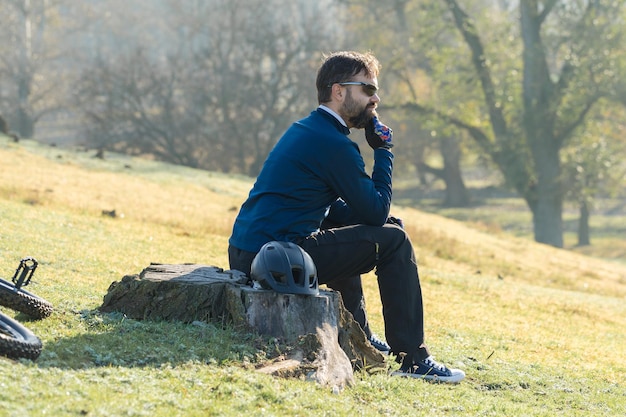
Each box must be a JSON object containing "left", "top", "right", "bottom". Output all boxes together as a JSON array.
[
  {"left": 0, "top": 311, "right": 42, "bottom": 360},
  {"left": 0, "top": 278, "right": 53, "bottom": 319}
]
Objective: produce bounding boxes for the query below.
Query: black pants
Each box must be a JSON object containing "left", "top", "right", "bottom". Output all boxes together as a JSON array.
[{"left": 228, "top": 222, "right": 427, "bottom": 361}]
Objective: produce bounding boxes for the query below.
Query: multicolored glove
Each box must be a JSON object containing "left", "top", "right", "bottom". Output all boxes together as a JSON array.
[
  {"left": 386, "top": 216, "right": 404, "bottom": 228},
  {"left": 365, "top": 116, "right": 393, "bottom": 150}
]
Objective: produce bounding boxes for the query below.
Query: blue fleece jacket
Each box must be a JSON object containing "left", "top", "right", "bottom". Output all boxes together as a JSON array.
[{"left": 228, "top": 108, "right": 393, "bottom": 253}]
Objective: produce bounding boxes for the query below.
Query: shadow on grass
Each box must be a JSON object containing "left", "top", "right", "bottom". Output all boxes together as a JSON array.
[{"left": 34, "top": 310, "right": 268, "bottom": 370}]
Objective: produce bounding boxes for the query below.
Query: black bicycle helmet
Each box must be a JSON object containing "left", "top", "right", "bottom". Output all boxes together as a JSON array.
[{"left": 250, "top": 241, "right": 318, "bottom": 295}]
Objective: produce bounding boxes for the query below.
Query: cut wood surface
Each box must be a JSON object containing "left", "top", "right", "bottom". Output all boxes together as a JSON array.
[{"left": 100, "top": 263, "right": 386, "bottom": 388}]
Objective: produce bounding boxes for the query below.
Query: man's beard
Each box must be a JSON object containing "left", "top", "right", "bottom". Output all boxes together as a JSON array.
[{"left": 342, "top": 90, "right": 376, "bottom": 129}]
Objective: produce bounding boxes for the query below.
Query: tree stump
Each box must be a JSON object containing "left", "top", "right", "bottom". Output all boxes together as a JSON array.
[{"left": 99, "top": 263, "right": 386, "bottom": 388}]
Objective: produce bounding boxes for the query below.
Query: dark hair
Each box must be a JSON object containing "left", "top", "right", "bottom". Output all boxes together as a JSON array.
[{"left": 316, "top": 51, "right": 381, "bottom": 104}]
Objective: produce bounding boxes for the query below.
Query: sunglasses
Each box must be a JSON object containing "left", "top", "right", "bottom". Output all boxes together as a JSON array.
[{"left": 332, "top": 81, "right": 379, "bottom": 97}]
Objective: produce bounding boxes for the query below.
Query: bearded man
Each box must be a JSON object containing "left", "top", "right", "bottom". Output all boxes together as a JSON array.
[{"left": 228, "top": 51, "right": 464, "bottom": 383}]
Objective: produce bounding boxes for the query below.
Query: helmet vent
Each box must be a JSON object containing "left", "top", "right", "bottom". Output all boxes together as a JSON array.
[
  {"left": 270, "top": 271, "right": 287, "bottom": 284},
  {"left": 291, "top": 267, "right": 303, "bottom": 285}
]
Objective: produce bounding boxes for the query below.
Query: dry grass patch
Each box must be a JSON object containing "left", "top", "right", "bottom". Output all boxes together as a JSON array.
[
  {"left": 1, "top": 137, "right": 625, "bottom": 416},
  {"left": 0, "top": 144, "right": 243, "bottom": 239},
  {"left": 387, "top": 206, "right": 626, "bottom": 299}
]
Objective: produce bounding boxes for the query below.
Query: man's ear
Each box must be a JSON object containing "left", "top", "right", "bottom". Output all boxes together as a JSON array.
[{"left": 330, "top": 83, "right": 344, "bottom": 102}]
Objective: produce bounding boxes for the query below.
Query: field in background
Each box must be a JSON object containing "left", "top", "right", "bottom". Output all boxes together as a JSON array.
[
  {"left": 393, "top": 177, "right": 626, "bottom": 264},
  {"left": 1, "top": 136, "right": 625, "bottom": 416}
]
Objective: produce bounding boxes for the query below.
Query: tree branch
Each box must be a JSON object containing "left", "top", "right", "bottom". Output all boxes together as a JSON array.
[
  {"left": 442, "top": 0, "right": 508, "bottom": 138},
  {"left": 417, "top": 161, "right": 445, "bottom": 180},
  {"left": 538, "top": 0, "right": 559, "bottom": 24},
  {"left": 554, "top": 96, "right": 600, "bottom": 147},
  {"left": 387, "top": 101, "right": 493, "bottom": 153}
]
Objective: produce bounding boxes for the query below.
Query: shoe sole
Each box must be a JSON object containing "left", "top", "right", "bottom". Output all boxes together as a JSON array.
[{"left": 390, "top": 370, "right": 465, "bottom": 383}]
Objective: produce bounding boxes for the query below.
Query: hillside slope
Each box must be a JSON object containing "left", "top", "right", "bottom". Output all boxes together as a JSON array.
[
  {"left": 1, "top": 136, "right": 625, "bottom": 416},
  {"left": 2, "top": 137, "right": 623, "bottom": 297}
]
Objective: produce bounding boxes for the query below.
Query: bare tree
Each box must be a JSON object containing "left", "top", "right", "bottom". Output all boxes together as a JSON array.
[
  {"left": 76, "top": 49, "right": 211, "bottom": 167},
  {"left": 76, "top": 0, "right": 345, "bottom": 174},
  {"left": 0, "top": 0, "right": 83, "bottom": 139}
]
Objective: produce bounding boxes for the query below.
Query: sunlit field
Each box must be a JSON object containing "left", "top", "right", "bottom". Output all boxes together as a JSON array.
[{"left": 1, "top": 136, "right": 624, "bottom": 416}]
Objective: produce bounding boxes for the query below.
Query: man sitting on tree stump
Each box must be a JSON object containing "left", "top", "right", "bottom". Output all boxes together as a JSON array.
[{"left": 228, "top": 51, "right": 465, "bottom": 383}]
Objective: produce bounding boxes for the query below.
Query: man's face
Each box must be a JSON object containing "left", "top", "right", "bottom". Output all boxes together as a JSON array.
[{"left": 339, "top": 76, "right": 380, "bottom": 129}]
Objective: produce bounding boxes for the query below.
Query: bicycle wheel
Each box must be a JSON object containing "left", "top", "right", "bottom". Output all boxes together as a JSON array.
[
  {"left": 0, "top": 311, "right": 42, "bottom": 360},
  {"left": 0, "top": 277, "right": 53, "bottom": 319}
]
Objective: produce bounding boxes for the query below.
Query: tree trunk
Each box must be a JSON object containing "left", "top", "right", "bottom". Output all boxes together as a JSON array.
[
  {"left": 417, "top": 136, "right": 470, "bottom": 207},
  {"left": 577, "top": 200, "right": 591, "bottom": 246},
  {"left": 99, "top": 263, "right": 386, "bottom": 388},
  {"left": 17, "top": 0, "right": 35, "bottom": 140},
  {"left": 528, "top": 141, "right": 564, "bottom": 248},
  {"left": 521, "top": 0, "right": 564, "bottom": 248},
  {"left": 17, "top": 77, "right": 35, "bottom": 139},
  {"left": 440, "top": 136, "right": 470, "bottom": 207}
]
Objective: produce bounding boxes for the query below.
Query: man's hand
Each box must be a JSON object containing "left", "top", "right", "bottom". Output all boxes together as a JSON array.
[
  {"left": 386, "top": 216, "right": 404, "bottom": 228},
  {"left": 365, "top": 116, "right": 393, "bottom": 150}
]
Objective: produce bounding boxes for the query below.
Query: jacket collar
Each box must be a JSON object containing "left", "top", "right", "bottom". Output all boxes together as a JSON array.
[{"left": 316, "top": 106, "right": 351, "bottom": 136}]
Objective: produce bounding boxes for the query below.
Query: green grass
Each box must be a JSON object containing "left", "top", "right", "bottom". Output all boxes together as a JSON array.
[{"left": 1, "top": 135, "right": 625, "bottom": 416}]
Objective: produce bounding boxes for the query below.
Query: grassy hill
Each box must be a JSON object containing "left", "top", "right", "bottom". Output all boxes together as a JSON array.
[{"left": 1, "top": 136, "right": 625, "bottom": 416}]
